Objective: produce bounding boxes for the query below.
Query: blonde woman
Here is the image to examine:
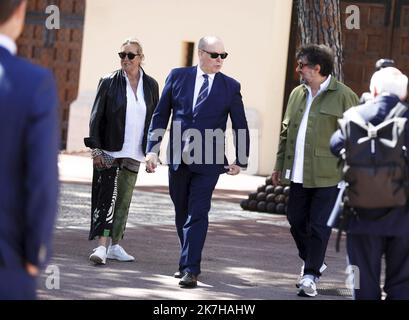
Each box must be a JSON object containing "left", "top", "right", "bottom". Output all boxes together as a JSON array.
[{"left": 84, "top": 38, "right": 159, "bottom": 264}]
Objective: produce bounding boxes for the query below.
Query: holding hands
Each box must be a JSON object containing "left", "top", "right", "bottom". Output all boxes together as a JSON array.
[{"left": 145, "top": 153, "right": 158, "bottom": 173}]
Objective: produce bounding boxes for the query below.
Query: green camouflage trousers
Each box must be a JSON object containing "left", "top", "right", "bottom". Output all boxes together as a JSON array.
[{"left": 111, "top": 166, "right": 138, "bottom": 243}]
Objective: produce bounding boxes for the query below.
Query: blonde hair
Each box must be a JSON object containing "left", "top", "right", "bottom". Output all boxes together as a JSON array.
[{"left": 121, "top": 37, "right": 143, "bottom": 55}]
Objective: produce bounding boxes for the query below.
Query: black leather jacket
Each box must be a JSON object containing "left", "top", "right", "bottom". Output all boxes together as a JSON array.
[{"left": 84, "top": 68, "right": 159, "bottom": 154}]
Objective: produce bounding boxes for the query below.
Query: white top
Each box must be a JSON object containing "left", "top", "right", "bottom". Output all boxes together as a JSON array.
[
  {"left": 0, "top": 34, "right": 17, "bottom": 55},
  {"left": 291, "top": 75, "right": 332, "bottom": 183},
  {"left": 192, "top": 66, "right": 215, "bottom": 109},
  {"left": 104, "top": 69, "right": 147, "bottom": 162}
]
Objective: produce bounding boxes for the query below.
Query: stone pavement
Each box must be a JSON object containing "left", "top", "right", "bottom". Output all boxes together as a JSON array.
[{"left": 36, "top": 154, "right": 352, "bottom": 300}]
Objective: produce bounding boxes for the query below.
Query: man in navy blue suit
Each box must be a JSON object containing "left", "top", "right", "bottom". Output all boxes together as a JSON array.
[
  {"left": 0, "top": 0, "right": 59, "bottom": 299},
  {"left": 145, "top": 36, "right": 249, "bottom": 288}
]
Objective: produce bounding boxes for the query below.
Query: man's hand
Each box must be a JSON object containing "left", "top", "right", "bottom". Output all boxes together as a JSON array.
[
  {"left": 226, "top": 164, "right": 241, "bottom": 176},
  {"left": 271, "top": 170, "right": 282, "bottom": 186},
  {"left": 93, "top": 155, "right": 105, "bottom": 169},
  {"left": 145, "top": 153, "right": 158, "bottom": 173},
  {"left": 25, "top": 263, "right": 39, "bottom": 277}
]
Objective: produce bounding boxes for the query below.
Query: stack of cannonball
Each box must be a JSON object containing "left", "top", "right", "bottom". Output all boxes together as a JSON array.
[{"left": 240, "top": 176, "right": 290, "bottom": 214}]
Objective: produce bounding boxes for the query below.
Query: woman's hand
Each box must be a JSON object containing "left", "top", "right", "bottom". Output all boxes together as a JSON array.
[
  {"left": 145, "top": 153, "right": 158, "bottom": 173},
  {"left": 93, "top": 155, "right": 106, "bottom": 169}
]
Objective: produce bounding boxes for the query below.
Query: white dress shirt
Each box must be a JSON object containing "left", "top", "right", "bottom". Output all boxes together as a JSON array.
[
  {"left": 291, "top": 75, "right": 332, "bottom": 183},
  {"left": 104, "top": 69, "right": 147, "bottom": 162},
  {"left": 0, "top": 34, "right": 17, "bottom": 55},
  {"left": 192, "top": 66, "right": 215, "bottom": 109}
]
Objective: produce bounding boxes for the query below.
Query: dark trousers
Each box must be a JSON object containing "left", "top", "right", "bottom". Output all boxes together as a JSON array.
[
  {"left": 287, "top": 182, "right": 339, "bottom": 277},
  {"left": 347, "top": 233, "right": 409, "bottom": 300},
  {"left": 89, "top": 167, "right": 119, "bottom": 240},
  {"left": 168, "top": 164, "right": 220, "bottom": 276}
]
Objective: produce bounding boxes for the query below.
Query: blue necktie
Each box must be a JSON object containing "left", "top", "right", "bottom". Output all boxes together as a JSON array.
[{"left": 194, "top": 74, "right": 209, "bottom": 110}]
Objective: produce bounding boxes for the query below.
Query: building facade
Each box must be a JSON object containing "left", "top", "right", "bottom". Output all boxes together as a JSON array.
[
  {"left": 65, "top": 0, "right": 293, "bottom": 175},
  {"left": 17, "top": 0, "right": 409, "bottom": 175}
]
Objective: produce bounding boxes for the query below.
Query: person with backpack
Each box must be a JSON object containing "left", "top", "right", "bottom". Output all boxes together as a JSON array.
[{"left": 330, "top": 67, "right": 409, "bottom": 300}]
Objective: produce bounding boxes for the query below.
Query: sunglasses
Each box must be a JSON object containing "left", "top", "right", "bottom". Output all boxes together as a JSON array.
[
  {"left": 297, "top": 61, "right": 313, "bottom": 69},
  {"left": 201, "top": 49, "right": 228, "bottom": 59},
  {"left": 118, "top": 52, "right": 140, "bottom": 60}
]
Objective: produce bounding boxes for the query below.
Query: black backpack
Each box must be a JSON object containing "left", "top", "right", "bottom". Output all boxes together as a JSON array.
[
  {"left": 338, "top": 102, "right": 409, "bottom": 209},
  {"left": 329, "top": 102, "right": 409, "bottom": 252}
]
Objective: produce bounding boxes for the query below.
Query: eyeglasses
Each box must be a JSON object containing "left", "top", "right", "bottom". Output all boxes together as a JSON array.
[
  {"left": 118, "top": 52, "right": 140, "bottom": 60},
  {"left": 297, "top": 61, "right": 313, "bottom": 69},
  {"left": 201, "top": 49, "right": 228, "bottom": 59}
]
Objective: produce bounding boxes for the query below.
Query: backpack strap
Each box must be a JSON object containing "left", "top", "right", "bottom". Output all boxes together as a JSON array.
[
  {"left": 385, "top": 102, "right": 408, "bottom": 120},
  {"left": 344, "top": 103, "right": 408, "bottom": 147},
  {"left": 337, "top": 106, "right": 368, "bottom": 141}
]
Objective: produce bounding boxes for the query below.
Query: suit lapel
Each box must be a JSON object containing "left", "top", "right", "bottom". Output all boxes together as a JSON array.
[{"left": 185, "top": 67, "right": 197, "bottom": 114}]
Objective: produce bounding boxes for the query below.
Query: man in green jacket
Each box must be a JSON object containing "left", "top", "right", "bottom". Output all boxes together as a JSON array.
[{"left": 272, "top": 44, "right": 359, "bottom": 297}]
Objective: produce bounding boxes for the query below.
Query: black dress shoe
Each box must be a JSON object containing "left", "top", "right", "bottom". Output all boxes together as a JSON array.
[
  {"left": 174, "top": 271, "right": 185, "bottom": 278},
  {"left": 178, "top": 272, "right": 197, "bottom": 288}
]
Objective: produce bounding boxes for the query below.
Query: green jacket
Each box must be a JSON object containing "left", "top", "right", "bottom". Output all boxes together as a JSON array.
[{"left": 274, "top": 77, "right": 359, "bottom": 188}]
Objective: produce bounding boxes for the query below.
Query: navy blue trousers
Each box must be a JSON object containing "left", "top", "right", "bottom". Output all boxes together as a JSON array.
[
  {"left": 168, "top": 165, "right": 220, "bottom": 276},
  {"left": 287, "top": 183, "right": 339, "bottom": 277},
  {"left": 347, "top": 234, "right": 409, "bottom": 300}
]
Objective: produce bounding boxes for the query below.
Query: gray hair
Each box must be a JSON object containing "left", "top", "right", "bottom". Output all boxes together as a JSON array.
[
  {"left": 198, "top": 36, "right": 222, "bottom": 50},
  {"left": 370, "top": 67, "right": 408, "bottom": 100}
]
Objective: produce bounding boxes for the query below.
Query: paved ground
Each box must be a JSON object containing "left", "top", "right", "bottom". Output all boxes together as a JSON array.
[{"left": 36, "top": 176, "right": 352, "bottom": 300}]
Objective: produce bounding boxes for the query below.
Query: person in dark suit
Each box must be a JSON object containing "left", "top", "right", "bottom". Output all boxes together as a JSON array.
[
  {"left": 0, "top": 0, "right": 59, "bottom": 299},
  {"left": 145, "top": 36, "right": 250, "bottom": 288},
  {"left": 330, "top": 67, "right": 409, "bottom": 299}
]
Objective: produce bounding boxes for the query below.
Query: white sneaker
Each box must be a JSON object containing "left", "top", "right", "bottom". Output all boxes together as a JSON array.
[
  {"left": 107, "top": 244, "right": 135, "bottom": 262},
  {"left": 89, "top": 245, "right": 107, "bottom": 265},
  {"left": 297, "top": 275, "right": 318, "bottom": 297},
  {"left": 296, "top": 262, "right": 327, "bottom": 288}
]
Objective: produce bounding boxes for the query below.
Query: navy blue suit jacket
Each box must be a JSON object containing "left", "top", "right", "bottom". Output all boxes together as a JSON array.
[
  {"left": 0, "top": 46, "right": 59, "bottom": 271},
  {"left": 330, "top": 95, "right": 409, "bottom": 236},
  {"left": 146, "top": 66, "right": 249, "bottom": 174}
]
